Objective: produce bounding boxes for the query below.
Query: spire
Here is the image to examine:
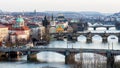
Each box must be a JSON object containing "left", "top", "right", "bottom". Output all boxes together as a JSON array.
[
  {"left": 42, "top": 16, "right": 49, "bottom": 28},
  {"left": 44, "top": 15, "right": 47, "bottom": 20},
  {"left": 51, "top": 14, "right": 54, "bottom": 21},
  {"left": 34, "top": 9, "right": 37, "bottom": 16}
]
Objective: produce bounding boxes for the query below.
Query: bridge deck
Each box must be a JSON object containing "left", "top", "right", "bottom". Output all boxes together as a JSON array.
[{"left": 0, "top": 47, "right": 120, "bottom": 55}]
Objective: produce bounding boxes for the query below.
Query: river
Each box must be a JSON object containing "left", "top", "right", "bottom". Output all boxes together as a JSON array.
[{"left": 1, "top": 27, "right": 120, "bottom": 68}]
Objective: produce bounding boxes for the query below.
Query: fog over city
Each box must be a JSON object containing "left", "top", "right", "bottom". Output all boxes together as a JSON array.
[{"left": 0, "top": 0, "right": 119, "bottom": 13}]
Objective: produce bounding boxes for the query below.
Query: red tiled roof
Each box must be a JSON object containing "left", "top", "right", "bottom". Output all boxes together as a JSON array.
[
  {"left": 22, "top": 26, "right": 30, "bottom": 30},
  {"left": 9, "top": 26, "right": 30, "bottom": 30},
  {"left": 0, "top": 24, "right": 8, "bottom": 28}
]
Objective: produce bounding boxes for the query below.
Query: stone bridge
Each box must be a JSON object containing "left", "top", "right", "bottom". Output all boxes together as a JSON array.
[
  {"left": 50, "top": 31, "right": 120, "bottom": 42},
  {"left": 89, "top": 25, "right": 115, "bottom": 30},
  {"left": 0, "top": 47, "right": 120, "bottom": 68}
]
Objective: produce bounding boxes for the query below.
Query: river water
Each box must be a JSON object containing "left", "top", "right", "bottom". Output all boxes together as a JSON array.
[{"left": 1, "top": 27, "right": 120, "bottom": 68}]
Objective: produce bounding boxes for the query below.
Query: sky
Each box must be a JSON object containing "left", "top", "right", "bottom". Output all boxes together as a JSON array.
[{"left": 0, "top": 0, "right": 120, "bottom": 13}]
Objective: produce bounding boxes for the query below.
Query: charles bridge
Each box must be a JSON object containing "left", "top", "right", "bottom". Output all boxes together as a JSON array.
[{"left": 50, "top": 30, "right": 120, "bottom": 42}]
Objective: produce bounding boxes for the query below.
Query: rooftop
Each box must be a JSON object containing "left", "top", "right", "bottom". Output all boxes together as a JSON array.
[{"left": 0, "top": 24, "right": 8, "bottom": 28}]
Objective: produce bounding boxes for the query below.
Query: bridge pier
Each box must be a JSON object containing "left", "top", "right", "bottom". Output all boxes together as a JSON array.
[
  {"left": 6, "top": 51, "right": 21, "bottom": 59},
  {"left": 94, "top": 27, "right": 96, "bottom": 30},
  {"left": 72, "top": 36, "right": 77, "bottom": 41},
  {"left": 102, "top": 36, "right": 107, "bottom": 43},
  {"left": 106, "top": 51, "right": 115, "bottom": 68},
  {"left": 86, "top": 34, "right": 92, "bottom": 43},
  {"left": 65, "top": 52, "right": 76, "bottom": 64},
  {"left": 86, "top": 37, "right": 92, "bottom": 43},
  {"left": 27, "top": 51, "right": 37, "bottom": 62},
  {"left": 102, "top": 33, "right": 109, "bottom": 43},
  {"left": 106, "top": 27, "right": 109, "bottom": 30}
]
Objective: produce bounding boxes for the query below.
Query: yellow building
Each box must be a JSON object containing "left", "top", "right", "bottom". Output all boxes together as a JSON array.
[
  {"left": 56, "top": 25, "right": 64, "bottom": 33},
  {"left": 0, "top": 24, "right": 8, "bottom": 45}
]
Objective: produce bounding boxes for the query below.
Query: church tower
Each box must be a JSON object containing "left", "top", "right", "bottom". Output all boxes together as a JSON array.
[{"left": 13, "top": 15, "right": 24, "bottom": 28}]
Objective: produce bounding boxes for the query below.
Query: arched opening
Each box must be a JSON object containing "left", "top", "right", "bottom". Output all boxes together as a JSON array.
[
  {"left": 75, "top": 53, "right": 106, "bottom": 68},
  {"left": 88, "top": 27, "right": 94, "bottom": 31},
  {"left": 92, "top": 35, "right": 102, "bottom": 43},
  {"left": 107, "top": 35, "right": 118, "bottom": 50},
  {"left": 77, "top": 35, "right": 86, "bottom": 43},
  {"left": 108, "top": 35, "right": 118, "bottom": 42},
  {"left": 96, "top": 27, "right": 107, "bottom": 31},
  {"left": 37, "top": 51, "right": 65, "bottom": 63},
  {"left": 109, "top": 27, "right": 116, "bottom": 30},
  {"left": 108, "top": 35, "right": 118, "bottom": 43}
]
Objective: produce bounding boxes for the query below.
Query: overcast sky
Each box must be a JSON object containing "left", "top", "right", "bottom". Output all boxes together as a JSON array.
[{"left": 0, "top": 0, "right": 120, "bottom": 13}]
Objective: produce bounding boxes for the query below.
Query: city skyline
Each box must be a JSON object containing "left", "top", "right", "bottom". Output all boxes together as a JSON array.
[{"left": 0, "top": 0, "right": 120, "bottom": 13}]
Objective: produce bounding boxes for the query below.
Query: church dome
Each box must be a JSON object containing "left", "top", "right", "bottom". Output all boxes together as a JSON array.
[{"left": 16, "top": 18, "right": 24, "bottom": 23}]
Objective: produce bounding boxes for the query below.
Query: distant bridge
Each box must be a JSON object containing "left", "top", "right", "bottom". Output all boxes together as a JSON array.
[
  {"left": 89, "top": 25, "right": 115, "bottom": 30},
  {"left": 50, "top": 31, "right": 120, "bottom": 42}
]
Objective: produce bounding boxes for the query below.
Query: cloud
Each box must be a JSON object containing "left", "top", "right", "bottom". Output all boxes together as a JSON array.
[{"left": 0, "top": 0, "right": 119, "bottom": 13}]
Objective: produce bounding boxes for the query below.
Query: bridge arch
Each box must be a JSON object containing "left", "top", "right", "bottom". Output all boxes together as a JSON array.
[
  {"left": 107, "top": 35, "right": 118, "bottom": 43},
  {"left": 37, "top": 51, "right": 65, "bottom": 62},
  {"left": 109, "top": 27, "right": 116, "bottom": 30},
  {"left": 35, "top": 51, "right": 65, "bottom": 56},
  {"left": 36, "top": 51, "right": 107, "bottom": 63},
  {"left": 77, "top": 35, "right": 86, "bottom": 42},
  {"left": 92, "top": 35, "right": 102, "bottom": 43},
  {"left": 88, "top": 27, "right": 94, "bottom": 31},
  {"left": 95, "top": 27, "right": 107, "bottom": 30}
]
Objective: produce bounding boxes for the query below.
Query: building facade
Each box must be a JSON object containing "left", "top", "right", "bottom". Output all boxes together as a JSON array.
[
  {"left": 0, "top": 24, "right": 8, "bottom": 46},
  {"left": 9, "top": 16, "right": 30, "bottom": 44}
]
